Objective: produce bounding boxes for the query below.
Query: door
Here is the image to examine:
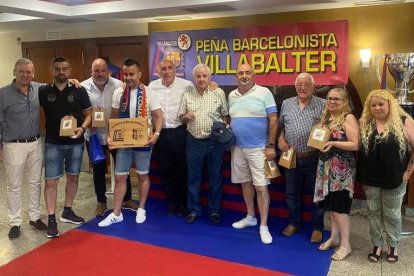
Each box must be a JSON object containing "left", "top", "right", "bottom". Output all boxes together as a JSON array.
[
  {"left": 26, "top": 46, "right": 55, "bottom": 83},
  {"left": 99, "top": 42, "right": 149, "bottom": 85},
  {"left": 55, "top": 45, "right": 85, "bottom": 82}
]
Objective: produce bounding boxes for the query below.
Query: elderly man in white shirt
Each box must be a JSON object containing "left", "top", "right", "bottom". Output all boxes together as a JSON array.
[{"left": 148, "top": 59, "right": 193, "bottom": 216}]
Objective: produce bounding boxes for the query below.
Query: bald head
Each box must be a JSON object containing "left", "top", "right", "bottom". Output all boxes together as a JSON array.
[
  {"left": 91, "top": 58, "right": 109, "bottom": 87},
  {"left": 236, "top": 63, "right": 255, "bottom": 92}
]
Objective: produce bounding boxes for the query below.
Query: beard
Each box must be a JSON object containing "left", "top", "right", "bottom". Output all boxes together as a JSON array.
[
  {"left": 55, "top": 75, "right": 68, "bottom": 84},
  {"left": 93, "top": 78, "right": 108, "bottom": 86}
]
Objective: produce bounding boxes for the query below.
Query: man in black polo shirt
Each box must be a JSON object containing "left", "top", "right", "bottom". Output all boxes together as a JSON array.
[{"left": 39, "top": 56, "right": 92, "bottom": 238}]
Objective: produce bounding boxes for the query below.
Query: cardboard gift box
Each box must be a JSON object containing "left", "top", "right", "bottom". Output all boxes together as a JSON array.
[
  {"left": 92, "top": 107, "right": 106, "bottom": 128},
  {"left": 108, "top": 118, "right": 149, "bottom": 148},
  {"left": 59, "top": 115, "right": 77, "bottom": 137},
  {"left": 307, "top": 123, "right": 330, "bottom": 150},
  {"left": 265, "top": 159, "right": 281, "bottom": 178},
  {"left": 278, "top": 147, "right": 296, "bottom": 169}
]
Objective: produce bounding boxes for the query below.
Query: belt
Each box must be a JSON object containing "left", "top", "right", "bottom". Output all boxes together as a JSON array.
[
  {"left": 8, "top": 135, "right": 40, "bottom": 143},
  {"left": 296, "top": 151, "right": 317, "bottom": 159}
]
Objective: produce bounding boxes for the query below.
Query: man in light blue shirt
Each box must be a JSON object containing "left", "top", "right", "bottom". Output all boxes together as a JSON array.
[{"left": 229, "top": 63, "right": 278, "bottom": 244}]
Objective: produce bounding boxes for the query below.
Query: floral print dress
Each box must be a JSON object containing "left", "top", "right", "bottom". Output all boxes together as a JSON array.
[{"left": 314, "top": 123, "right": 355, "bottom": 203}]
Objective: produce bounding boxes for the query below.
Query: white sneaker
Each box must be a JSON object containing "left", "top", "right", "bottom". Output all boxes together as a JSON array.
[
  {"left": 98, "top": 212, "right": 123, "bottom": 227},
  {"left": 136, "top": 208, "right": 146, "bottom": 224},
  {"left": 232, "top": 216, "right": 258, "bottom": 229},
  {"left": 260, "top": 226, "right": 273, "bottom": 244}
]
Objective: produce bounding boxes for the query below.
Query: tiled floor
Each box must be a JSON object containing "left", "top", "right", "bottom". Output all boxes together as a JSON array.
[{"left": 1, "top": 157, "right": 414, "bottom": 275}]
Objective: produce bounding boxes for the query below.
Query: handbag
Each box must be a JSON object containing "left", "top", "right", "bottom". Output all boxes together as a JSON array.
[{"left": 89, "top": 134, "right": 106, "bottom": 164}]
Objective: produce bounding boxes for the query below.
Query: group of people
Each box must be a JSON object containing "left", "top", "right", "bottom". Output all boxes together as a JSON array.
[
  {"left": 281, "top": 75, "right": 414, "bottom": 263},
  {"left": 1, "top": 56, "right": 413, "bottom": 264}
]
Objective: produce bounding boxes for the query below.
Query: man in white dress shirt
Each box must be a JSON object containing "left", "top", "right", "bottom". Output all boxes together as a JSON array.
[{"left": 148, "top": 60, "right": 192, "bottom": 216}]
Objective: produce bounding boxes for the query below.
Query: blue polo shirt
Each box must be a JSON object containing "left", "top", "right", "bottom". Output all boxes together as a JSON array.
[{"left": 229, "top": 84, "right": 277, "bottom": 148}]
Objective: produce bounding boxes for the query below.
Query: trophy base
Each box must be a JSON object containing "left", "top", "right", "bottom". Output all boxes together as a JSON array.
[{"left": 402, "top": 217, "right": 414, "bottom": 235}]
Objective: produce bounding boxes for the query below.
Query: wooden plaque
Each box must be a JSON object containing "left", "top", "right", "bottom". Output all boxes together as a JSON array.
[{"left": 108, "top": 118, "right": 149, "bottom": 148}]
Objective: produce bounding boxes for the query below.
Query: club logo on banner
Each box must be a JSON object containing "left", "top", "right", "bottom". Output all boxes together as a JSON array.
[{"left": 149, "top": 20, "right": 349, "bottom": 85}]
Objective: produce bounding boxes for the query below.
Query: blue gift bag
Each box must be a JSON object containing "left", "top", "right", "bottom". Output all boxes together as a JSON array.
[{"left": 89, "top": 134, "right": 106, "bottom": 164}]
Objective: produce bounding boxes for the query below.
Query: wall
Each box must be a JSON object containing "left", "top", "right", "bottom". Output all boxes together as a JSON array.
[
  {"left": 0, "top": 34, "right": 24, "bottom": 86},
  {"left": 1, "top": 4, "right": 413, "bottom": 100},
  {"left": 148, "top": 3, "right": 414, "bottom": 103},
  {"left": 0, "top": 22, "right": 148, "bottom": 87}
]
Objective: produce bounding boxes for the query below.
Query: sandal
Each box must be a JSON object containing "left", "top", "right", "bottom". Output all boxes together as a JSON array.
[
  {"left": 331, "top": 246, "right": 352, "bottom": 261},
  {"left": 387, "top": 247, "right": 398, "bottom": 263},
  {"left": 318, "top": 239, "right": 339, "bottom": 251},
  {"left": 368, "top": 246, "right": 382, "bottom": 263}
]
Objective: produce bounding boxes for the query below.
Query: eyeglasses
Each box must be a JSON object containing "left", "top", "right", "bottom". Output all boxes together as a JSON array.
[{"left": 327, "top": 97, "right": 343, "bottom": 103}]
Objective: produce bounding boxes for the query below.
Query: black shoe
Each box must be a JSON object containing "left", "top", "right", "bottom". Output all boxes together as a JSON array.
[
  {"left": 167, "top": 204, "right": 177, "bottom": 216},
  {"left": 60, "top": 209, "right": 85, "bottom": 225},
  {"left": 387, "top": 247, "right": 398, "bottom": 263},
  {"left": 177, "top": 206, "right": 189, "bottom": 217},
  {"left": 210, "top": 213, "right": 221, "bottom": 224},
  {"left": 8, "top": 226, "right": 20, "bottom": 239},
  {"left": 30, "top": 219, "right": 47, "bottom": 230},
  {"left": 47, "top": 221, "right": 60, "bottom": 238},
  {"left": 186, "top": 213, "right": 197, "bottom": 224}
]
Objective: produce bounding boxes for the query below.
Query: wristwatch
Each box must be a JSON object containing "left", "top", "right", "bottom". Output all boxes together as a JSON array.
[
  {"left": 80, "top": 126, "right": 86, "bottom": 133},
  {"left": 265, "top": 143, "right": 275, "bottom": 148},
  {"left": 154, "top": 132, "right": 160, "bottom": 137}
]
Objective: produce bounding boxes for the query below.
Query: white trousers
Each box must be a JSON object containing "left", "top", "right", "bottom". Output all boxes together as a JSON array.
[{"left": 3, "top": 139, "right": 43, "bottom": 226}]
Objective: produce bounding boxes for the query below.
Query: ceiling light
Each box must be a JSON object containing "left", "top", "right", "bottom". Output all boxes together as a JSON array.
[
  {"left": 153, "top": 16, "right": 192, "bottom": 22},
  {"left": 353, "top": 0, "right": 406, "bottom": 6}
]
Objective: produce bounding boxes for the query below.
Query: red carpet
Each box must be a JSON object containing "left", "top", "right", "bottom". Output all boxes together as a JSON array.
[{"left": 1, "top": 229, "right": 290, "bottom": 276}]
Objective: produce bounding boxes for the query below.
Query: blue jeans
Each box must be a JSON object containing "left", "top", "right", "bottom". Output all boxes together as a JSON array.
[
  {"left": 44, "top": 143, "right": 84, "bottom": 179},
  {"left": 284, "top": 155, "right": 324, "bottom": 230},
  {"left": 115, "top": 148, "right": 152, "bottom": 175},
  {"left": 186, "top": 134, "right": 224, "bottom": 216}
]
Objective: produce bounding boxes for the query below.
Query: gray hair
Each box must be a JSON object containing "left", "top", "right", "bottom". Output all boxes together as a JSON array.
[
  {"left": 192, "top": 63, "right": 211, "bottom": 77},
  {"left": 14, "top": 58, "right": 33, "bottom": 71},
  {"left": 295, "top": 72, "right": 314, "bottom": 85},
  {"left": 157, "top": 59, "right": 175, "bottom": 74}
]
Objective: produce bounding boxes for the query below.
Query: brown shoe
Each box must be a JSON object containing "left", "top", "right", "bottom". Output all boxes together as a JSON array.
[
  {"left": 311, "top": 230, "right": 323, "bottom": 243},
  {"left": 95, "top": 203, "right": 108, "bottom": 217},
  {"left": 282, "top": 224, "right": 300, "bottom": 237},
  {"left": 121, "top": 200, "right": 139, "bottom": 211}
]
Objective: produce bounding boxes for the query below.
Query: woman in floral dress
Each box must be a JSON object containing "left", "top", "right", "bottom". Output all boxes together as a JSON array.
[{"left": 314, "top": 88, "right": 359, "bottom": 261}]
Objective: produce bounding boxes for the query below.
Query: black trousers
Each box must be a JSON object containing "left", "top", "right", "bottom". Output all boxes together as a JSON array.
[
  {"left": 85, "top": 141, "right": 132, "bottom": 204},
  {"left": 155, "top": 125, "right": 188, "bottom": 209}
]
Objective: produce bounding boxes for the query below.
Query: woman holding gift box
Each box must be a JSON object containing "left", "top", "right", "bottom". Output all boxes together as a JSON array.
[
  {"left": 358, "top": 89, "right": 414, "bottom": 264},
  {"left": 314, "top": 88, "right": 359, "bottom": 261}
]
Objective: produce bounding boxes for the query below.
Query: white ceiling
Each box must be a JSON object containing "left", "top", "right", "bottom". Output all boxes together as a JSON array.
[{"left": 0, "top": 0, "right": 412, "bottom": 33}]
